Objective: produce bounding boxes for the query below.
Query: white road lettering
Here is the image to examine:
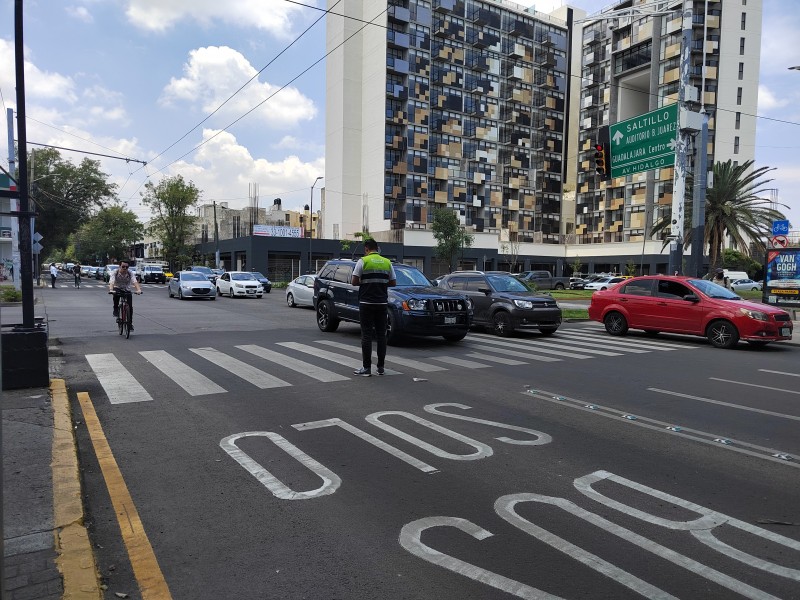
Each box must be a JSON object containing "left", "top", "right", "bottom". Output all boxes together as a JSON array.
[
  {"left": 366, "top": 411, "right": 493, "bottom": 460},
  {"left": 219, "top": 432, "right": 340, "bottom": 500},
  {"left": 423, "top": 403, "right": 552, "bottom": 446},
  {"left": 292, "top": 418, "right": 437, "bottom": 473}
]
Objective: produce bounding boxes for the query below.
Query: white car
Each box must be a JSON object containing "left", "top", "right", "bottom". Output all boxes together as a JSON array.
[
  {"left": 216, "top": 271, "right": 263, "bottom": 298},
  {"left": 730, "top": 278, "right": 762, "bottom": 292},
  {"left": 285, "top": 275, "right": 316, "bottom": 307},
  {"left": 584, "top": 276, "right": 626, "bottom": 291}
]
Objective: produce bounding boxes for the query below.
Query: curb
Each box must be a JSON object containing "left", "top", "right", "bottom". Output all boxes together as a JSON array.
[{"left": 50, "top": 379, "right": 103, "bottom": 599}]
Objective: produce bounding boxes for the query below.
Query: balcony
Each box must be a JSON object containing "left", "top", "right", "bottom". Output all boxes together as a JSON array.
[{"left": 388, "top": 5, "right": 410, "bottom": 22}]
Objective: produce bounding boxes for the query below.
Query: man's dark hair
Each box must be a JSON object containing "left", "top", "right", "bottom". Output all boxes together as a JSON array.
[{"left": 363, "top": 239, "right": 378, "bottom": 251}]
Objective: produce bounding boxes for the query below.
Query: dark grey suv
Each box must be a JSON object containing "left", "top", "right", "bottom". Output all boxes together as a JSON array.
[{"left": 437, "top": 271, "right": 561, "bottom": 337}]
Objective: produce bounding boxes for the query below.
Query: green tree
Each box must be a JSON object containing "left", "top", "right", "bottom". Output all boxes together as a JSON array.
[
  {"left": 27, "top": 148, "right": 118, "bottom": 252},
  {"left": 73, "top": 204, "right": 143, "bottom": 264},
  {"left": 721, "top": 248, "right": 760, "bottom": 277},
  {"left": 431, "top": 208, "right": 473, "bottom": 272},
  {"left": 340, "top": 231, "right": 373, "bottom": 259},
  {"left": 625, "top": 259, "right": 637, "bottom": 276},
  {"left": 142, "top": 175, "right": 200, "bottom": 269},
  {"left": 571, "top": 256, "right": 583, "bottom": 277}
]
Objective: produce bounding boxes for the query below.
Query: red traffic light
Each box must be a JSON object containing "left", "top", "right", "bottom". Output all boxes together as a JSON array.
[{"left": 593, "top": 142, "right": 610, "bottom": 180}]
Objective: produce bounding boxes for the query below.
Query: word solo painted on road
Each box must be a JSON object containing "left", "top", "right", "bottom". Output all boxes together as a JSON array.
[
  {"left": 219, "top": 403, "right": 798, "bottom": 599},
  {"left": 765, "top": 248, "right": 800, "bottom": 309}
]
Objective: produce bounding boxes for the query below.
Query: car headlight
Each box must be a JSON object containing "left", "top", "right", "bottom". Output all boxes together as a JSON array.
[
  {"left": 234, "top": 282, "right": 243, "bottom": 288},
  {"left": 465, "top": 298, "right": 473, "bottom": 310},
  {"left": 513, "top": 299, "right": 534, "bottom": 309},
  {"left": 739, "top": 307, "right": 768, "bottom": 321},
  {"left": 403, "top": 298, "right": 427, "bottom": 311}
]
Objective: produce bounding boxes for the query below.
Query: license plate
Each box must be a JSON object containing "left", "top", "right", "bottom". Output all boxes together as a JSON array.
[
  {"left": 780, "top": 327, "right": 790, "bottom": 337},
  {"left": 444, "top": 316, "right": 456, "bottom": 324},
  {"left": 247, "top": 290, "right": 255, "bottom": 294}
]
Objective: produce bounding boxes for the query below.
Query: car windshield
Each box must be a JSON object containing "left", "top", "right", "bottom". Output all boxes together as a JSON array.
[
  {"left": 394, "top": 267, "right": 432, "bottom": 287},
  {"left": 231, "top": 273, "right": 256, "bottom": 281},
  {"left": 689, "top": 279, "right": 741, "bottom": 300},
  {"left": 487, "top": 274, "right": 529, "bottom": 292},
  {"left": 192, "top": 267, "right": 213, "bottom": 274},
  {"left": 181, "top": 273, "right": 208, "bottom": 281}
]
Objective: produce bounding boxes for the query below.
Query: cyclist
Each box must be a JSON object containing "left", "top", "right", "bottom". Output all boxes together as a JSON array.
[
  {"left": 108, "top": 261, "right": 142, "bottom": 329},
  {"left": 72, "top": 263, "right": 81, "bottom": 288}
]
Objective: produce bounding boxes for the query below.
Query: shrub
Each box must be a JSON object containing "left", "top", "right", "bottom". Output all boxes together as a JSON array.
[{"left": 0, "top": 285, "right": 22, "bottom": 302}]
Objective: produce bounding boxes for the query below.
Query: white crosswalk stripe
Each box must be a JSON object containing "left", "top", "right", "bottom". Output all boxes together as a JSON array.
[
  {"left": 559, "top": 329, "right": 696, "bottom": 350},
  {"left": 139, "top": 350, "right": 227, "bottom": 396},
  {"left": 236, "top": 344, "right": 350, "bottom": 382},
  {"left": 464, "top": 352, "right": 528, "bottom": 365},
  {"left": 464, "top": 337, "right": 593, "bottom": 359},
  {"left": 190, "top": 347, "right": 292, "bottom": 389},
  {"left": 429, "top": 356, "right": 490, "bottom": 369},
  {"left": 460, "top": 341, "right": 562, "bottom": 362},
  {"left": 531, "top": 335, "right": 650, "bottom": 354},
  {"left": 86, "top": 353, "right": 154, "bottom": 404},
  {"left": 469, "top": 332, "right": 624, "bottom": 357},
  {"left": 315, "top": 340, "right": 447, "bottom": 372},
  {"left": 277, "top": 342, "right": 403, "bottom": 375}
]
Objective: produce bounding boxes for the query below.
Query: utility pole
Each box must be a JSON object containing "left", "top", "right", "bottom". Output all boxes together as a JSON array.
[{"left": 213, "top": 200, "right": 220, "bottom": 269}]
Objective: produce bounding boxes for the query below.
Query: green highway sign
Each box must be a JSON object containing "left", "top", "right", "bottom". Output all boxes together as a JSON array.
[{"left": 609, "top": 104, "right": 679, "bottom": 178}]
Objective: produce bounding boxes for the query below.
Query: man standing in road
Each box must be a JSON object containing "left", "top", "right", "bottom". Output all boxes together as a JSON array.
[
  {"left": 351, "top": 239, "right": 396, "bottom": 377},
  {"left": 49, "top": 263, "right": 58, "bottom": 288}
]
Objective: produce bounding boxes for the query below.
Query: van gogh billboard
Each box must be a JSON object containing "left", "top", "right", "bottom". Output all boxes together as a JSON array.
[{"left": 764, "top": 249, "right": 800, "bottom": 309}]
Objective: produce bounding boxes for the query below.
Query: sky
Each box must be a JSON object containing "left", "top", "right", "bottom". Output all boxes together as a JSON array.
[{"left": 1, "top": 0, "right": 799, "bottom": 230}]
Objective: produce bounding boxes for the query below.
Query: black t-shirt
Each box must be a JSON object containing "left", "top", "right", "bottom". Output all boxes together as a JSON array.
[{"left": 72, "top": 266, "right": 81, "bottom": 275}]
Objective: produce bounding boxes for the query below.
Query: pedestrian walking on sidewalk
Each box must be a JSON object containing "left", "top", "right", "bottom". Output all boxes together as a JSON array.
[
  {"left": 350, "top": 239, "right": 396, "bottom": 377},
  {"left": 49, "top": 263, "right": 58, "bottom": 288}
]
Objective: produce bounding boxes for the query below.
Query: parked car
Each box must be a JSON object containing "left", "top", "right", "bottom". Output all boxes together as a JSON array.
[
  {"left": 437, "top": 271, "right": 561, "bottom": 337},
  {"left": 168, "top": 271, "right": 216, "bottom": 300},
  {"left": 163, "top": 268, "right": 174, "bottom": 281},
  {"left": 250, "top": 272, "right": 272, "bottom": 293},
  {"left": 569, "top": 277, "right": 586, "bottom": 289},
  {"left": 313, "top": 259, "right": 472, "bottom": 343},
  {"left": 80, "top": 265, "right": 91, "bottom": 277},
  {"left": 216, "top": 271, "right": 263, "bottom": 298},
  {"left": 141, "top": 265, "right": 167, "bottom": 284},
  {"left": 514, "top": 270, "right": 570, "bottom": 290},
  {"left": 128, "top": 266, "right": 141, "bottom": 283},
  {"left": 94, "top": 266, "right": 105, "bottom": 280},
  {"left": 588, "top": 275, "right": 793, "bottom": 348},
  {"left": 188, "top": 265, "right": 217, "bottom": 284},
  {"left": 584, "top": 276, "right": 626, "bottom": 291},
  {"left": 102, "top": 265, "right": 119, "bottom": 283},
  {"left": 286, "top": 275, "right": 316, "bottom": 308},
  {"left": 730, "top": 278, "right": 762, "bottom": 292}
]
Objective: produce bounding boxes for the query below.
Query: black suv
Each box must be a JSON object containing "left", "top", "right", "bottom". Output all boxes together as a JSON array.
[
  {"left": 437, "top": 271, "right": 561, "bottom": 337},
  {"left": 141, "top": 265, "right": 166, "bottom": 284},
  {"left": 313, "top": 259, "right": 472, "bottom": 343}
]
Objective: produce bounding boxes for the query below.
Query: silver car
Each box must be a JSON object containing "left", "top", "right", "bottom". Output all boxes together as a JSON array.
[
  {"left": 285, "top": 275, "right": 316, "bottom": 307},
  {"left": 168, "top": 271, "right": 216, "bottom": 300}
]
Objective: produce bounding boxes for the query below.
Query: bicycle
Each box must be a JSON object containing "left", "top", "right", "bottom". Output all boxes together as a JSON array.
[{"left": 110, "top": 288, "right": 141, "bottom": 338}]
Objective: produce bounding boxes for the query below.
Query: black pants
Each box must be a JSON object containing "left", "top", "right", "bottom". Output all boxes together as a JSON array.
[
  {"left": 359, "top": 303, "right": 388, "bottom": 370},
  {"left": 51, "top": 274, "right": 57, "bottom": 288},
  {"left": 113, "top": 292, "right": 133, "bottom": 323}
]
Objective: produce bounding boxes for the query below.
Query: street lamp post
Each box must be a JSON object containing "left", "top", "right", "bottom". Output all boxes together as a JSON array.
[{"left": 309, "top": 176, "right": 323, "bottom": 272}]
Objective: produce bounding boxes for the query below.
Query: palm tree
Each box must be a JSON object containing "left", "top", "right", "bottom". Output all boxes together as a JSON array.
[{"left": 652, "top": 159, "right": 787, "bottom": 270}]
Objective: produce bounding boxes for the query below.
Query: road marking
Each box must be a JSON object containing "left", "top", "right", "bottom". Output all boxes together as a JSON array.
[
  {"left": 277, "top": 342, "right": 402, "bottom": 375},
  {"left": 471, "top": 333, "right": 624, "bottom": 356},
  {"left": 709, "top": 377, "right": 800, "bottom": 395},
  {"left": 430, "top": 356, "right": 490, "bottom": 368},
  {"left": 315, "top": 340, "right": 445, "bottom": 372},
  {"left": 236, "top": 344, "right": 350, "bottom": 382},
  {"left": 648, "top": 388, "right": 800, "bottom": 422},
  {"left": 139, "top": 350, "right": 227, "bottom": 396},
  {"left": 558, "top": 330, "right": 684, "bottom": 351},
  {"left": 758, "top": 369, "right": 800, "bottom": 378},
  {"left": 463, "top": 352, "right": 528, "bottom": 365},
  {"left": 460, "top": 341, "right": 561, "bottom": 362},
  {"left": 190, "top": 347, "right": 291, "bottom": 389},
  {"left": 533, "top": 335, "right": 651, "bottom": 354},
  {"left": 86, "top": 353, "right": 153, "bottom": 404},
  {"left": 464, "top": 337, "right": 593, "bottom": 359},
  {"left": 567, "top": 328, "right": 698, "bottom": 349},
  {"left": 77, "top": 392, "right": 172, "bottom": 598}
]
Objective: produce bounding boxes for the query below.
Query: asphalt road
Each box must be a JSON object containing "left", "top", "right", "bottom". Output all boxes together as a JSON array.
[{"left": 50, "top": 278, "right": 800, "bottom": 600}]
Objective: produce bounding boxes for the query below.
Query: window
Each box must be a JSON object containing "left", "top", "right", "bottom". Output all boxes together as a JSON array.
[
  {"left": 446, "top": 276, "right": 470, "bottom": 290},
  {"left": 734, "top": 136, "right": 740, "bottom": 154},
  {"left": 736, "top": 87, "right": 742, "bottom": 105},
  {"left": 741, "top": 12, "right": 746, "bottom": 30},
  {"left": 735, "top": 112, "right": 741, "bottom": 129},
  {"left": 621, "top": 280, "right": 654, "bottom": 296},
  {"left": 657, "top": 279, "right": 691, "bottom": 300},
  {"left": 738, "top": 62, "right": 744, "bottom": 80},
  {"left": 739, "top": 38, "right": 745, "bottom": 55},
  {"left": 333, "top": 265, "right": 353, "bottom": 283}
]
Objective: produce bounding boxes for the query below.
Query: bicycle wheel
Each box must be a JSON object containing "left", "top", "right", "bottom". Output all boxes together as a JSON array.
[
  {"left": 118, "top": 303, "right": 125, "bottom": 335},
  {"left": 124, "top": 302, "right": 132, "bottom": 338}
]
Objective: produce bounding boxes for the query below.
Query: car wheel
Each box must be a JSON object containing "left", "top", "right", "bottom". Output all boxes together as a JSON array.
[
  {"left": 554, "top": 283, "right": 565, "bottom": 290},
  {"left": 287, "top": 293, "right": 296, "bottom": 307},
  {"left": 538, "top": 326, "right": 558, "bottom": 336},
  {"left": 257, "top": 295, "right": 263, "bottom": 299},
  {"left": 316, "top": 299, "right": 339, "bottom": 332},
  {"left": 266, "top": 289, "right": 271, "bottom": 294},
  {"left": 707, "top": 320, "right": 739, "bottom": 349},
  {"left": 178, "top": 288, "right": 183, "bottom": 300},
  {"left": 386, "top": 310, "right": 402, "bottom": 346},
  {"left": 229, "top": 288, "right": 235, "bottom": 299},
  {"left": 210, "top": 296, "right": 216, "bottom": 301},
  {"left": 600, "top": 286, "right": 608, "bottom": 291},
  {"left": 603, "top": 311, "right": 628, "bottom": 336},
  {"left": 442, "top": 331, "right": 467, "bottom": 342},
  {"left": 216, "top": 286, "right": 222, "bottom": 296},
  {"left": 491, "top": 311, "right": 514, "bottom": 337},
  {"left": 168, "top": 287, "right": 173, "bottom": 298},
  {"left": 751, "top": 287, "right": 759, "bottom": 291}
]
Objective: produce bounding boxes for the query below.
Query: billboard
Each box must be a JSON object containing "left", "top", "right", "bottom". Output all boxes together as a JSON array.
[
  {"left": 763, "top": 248, "right": 800, "bottom": 309},
  {"left": 252, "top": 225, "right": 303, "bottom": 238}
]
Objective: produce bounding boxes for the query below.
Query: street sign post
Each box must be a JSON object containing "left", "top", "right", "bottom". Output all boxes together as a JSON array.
[
  {"left": 609, "top": 104, "right": 679, "bottom": 179},
  {"left": 772, "top": 220, "right": 790, "bottom": 236},
  {"left": 770, "top": 235, "right": 788, "bottom": 249}
]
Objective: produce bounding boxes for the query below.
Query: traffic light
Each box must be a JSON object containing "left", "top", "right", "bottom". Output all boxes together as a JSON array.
[{"left": 593, "top": 142, "right": 610, "bottom": 181}]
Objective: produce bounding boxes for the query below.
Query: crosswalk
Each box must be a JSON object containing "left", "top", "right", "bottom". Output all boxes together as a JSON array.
[{"left": 84, "top": 328, "right": 698, "bottom": 405}]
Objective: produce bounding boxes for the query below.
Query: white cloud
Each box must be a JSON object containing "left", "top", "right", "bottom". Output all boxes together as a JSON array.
[
  {"left": 760, "top": 9, "right": 800, "bottom": 77},
  {"left": 758, "top": 84, "right": 790, "bottom": 112},
  {"left": 0, "top": 40, "right": 77, "bottom": 103},
  {"left": 125, "top": 0, "right": 306, "bottom": 38},
  {"left": 65, "top": 6, "right": 94, "bottom": 23},
  {"left": 161, "top": 46, "right": 317, "bottom": 129}
]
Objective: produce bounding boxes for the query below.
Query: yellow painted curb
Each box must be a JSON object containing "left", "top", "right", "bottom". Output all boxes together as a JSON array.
[{"left": 51, "top": 378, "right": 102, "bottom": 599}]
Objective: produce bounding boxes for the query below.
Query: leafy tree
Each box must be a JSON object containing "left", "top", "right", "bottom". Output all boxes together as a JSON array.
[
  {"left": 142, "top": 175, "right": 200, "bottom": 270},
  {"left": 73, "top": 204, "right": 143, "bottom": 264},
  {"left": 431, "top": 208, "right": 473, "bottom": 272},
  {"left": 27, "top": 148, "right": 117, "bottom": 252},
  {"left": 625, "top": 260, "right": 637, "bottom": 276},
  {"left": 340, "top": 231, "right": 373, "bottom": 259},
  {"left": 571, "top": 256, "right": 583, "bottom": 277},
  {"left": 499, "top": 232, "right": 520, "bottom": 273},
  {"left": 721, "top": 249, "right": 760, "bottom": 277}
]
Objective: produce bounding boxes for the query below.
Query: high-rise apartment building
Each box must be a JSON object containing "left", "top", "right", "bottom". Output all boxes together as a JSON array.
[
  {"left": 574, "top": 0, "right": 762, "bottom": 247},
  {"left": 325, "top": 0, "right": 577, "bottom": 246}
]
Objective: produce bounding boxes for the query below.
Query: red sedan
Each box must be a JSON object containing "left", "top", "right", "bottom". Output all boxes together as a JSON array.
[{"left": 588, "top": 275, "right": 793, "bottom": 349}]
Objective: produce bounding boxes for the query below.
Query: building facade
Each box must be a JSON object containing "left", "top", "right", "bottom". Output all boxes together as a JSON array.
[{"left": 574, "top": 0, "right": 762, "bottom": 247}]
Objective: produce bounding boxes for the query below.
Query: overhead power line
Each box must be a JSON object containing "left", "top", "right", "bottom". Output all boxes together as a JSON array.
[{"left": 26, "top": 141, "right": 147, "bottom": 164}]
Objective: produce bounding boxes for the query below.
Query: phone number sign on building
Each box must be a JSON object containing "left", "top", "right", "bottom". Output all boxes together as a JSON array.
[{"left": 609, "top": 104, "right": 679, "bottom": 179}]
